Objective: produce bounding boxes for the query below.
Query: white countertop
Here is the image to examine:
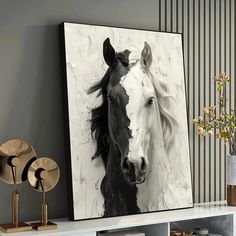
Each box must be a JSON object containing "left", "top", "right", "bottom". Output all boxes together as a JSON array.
[{"left": 1, "top": 201, "right": 236, "bottom": 236}]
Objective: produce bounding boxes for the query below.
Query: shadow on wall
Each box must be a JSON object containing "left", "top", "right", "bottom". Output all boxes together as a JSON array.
[{"left": 0, "top": 25, "right": 68, "bottom": 222}]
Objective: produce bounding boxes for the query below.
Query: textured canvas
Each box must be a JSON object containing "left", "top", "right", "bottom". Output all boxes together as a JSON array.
[{"left": 62, "top": 23, "right": 193, "bottom": 221}]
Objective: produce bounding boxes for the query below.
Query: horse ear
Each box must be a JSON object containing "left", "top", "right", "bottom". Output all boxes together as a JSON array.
[
  {"left": 103, "top": 38, "right": 116, "bottom": 66},
  {"left": 141, "top": 42, "right": 152, "bottom": 70}
]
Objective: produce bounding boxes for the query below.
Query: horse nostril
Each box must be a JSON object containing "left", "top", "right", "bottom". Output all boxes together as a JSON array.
[
  {"left": 122, "top": 157, "right": 130, "bottom": 173},
  {"left": 140, "top": 157, "right": 147, "bottom": 172}
]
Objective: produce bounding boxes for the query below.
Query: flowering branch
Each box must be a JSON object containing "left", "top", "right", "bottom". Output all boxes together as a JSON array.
[{"left": 193, "top": 73, "right": 236, "bottom": 155}]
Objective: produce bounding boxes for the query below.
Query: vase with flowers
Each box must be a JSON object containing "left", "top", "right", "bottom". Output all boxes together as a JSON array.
[{"left": 193, "top": 73, "right": 236, "bottom": 206}]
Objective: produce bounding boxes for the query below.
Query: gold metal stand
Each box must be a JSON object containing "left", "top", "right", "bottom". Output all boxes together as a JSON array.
[
  {"left": 31, "top": 179, "right": 57, "bottom": 231},
  {"left": 0, "top": 222, "right": 33, "bottom": 233},
  {"left": 0, "top": 158, "right": 32, "bottom": 233}
]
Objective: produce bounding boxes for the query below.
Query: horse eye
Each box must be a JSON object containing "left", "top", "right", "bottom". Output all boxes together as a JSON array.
[{"left": 146, "top": 97, "right": 154, "bottom": 107}]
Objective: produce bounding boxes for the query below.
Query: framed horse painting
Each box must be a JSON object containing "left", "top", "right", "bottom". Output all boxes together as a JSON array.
[{"left": 61, "top": 23, "right": 193, "bottom": 221}]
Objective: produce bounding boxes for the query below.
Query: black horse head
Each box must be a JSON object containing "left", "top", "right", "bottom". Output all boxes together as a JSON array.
[
  {"left": 88, "top": 38, "right": 131, "bottom": 167},
  {"left": 88, "top": 38, "right": 140, "bottom": 217}
]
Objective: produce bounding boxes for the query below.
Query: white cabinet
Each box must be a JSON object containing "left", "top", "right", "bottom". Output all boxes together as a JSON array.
[
  {"left": 171, "top": 214, "right": 234, "bottom": 236},
  {"left": 1, "top": 201, "right": 236, "bottom": 236}
]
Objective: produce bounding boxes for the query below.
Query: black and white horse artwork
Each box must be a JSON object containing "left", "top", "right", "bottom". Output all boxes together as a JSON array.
[
  {"left": 63, "top": 23, "right": 193, "bottom": 221},
  {"left": 88, "top": 38, "right": 177, "bottom": 217}
]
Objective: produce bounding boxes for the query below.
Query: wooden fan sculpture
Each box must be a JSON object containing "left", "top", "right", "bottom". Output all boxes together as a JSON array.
[
  {"left": 0, "top": 139, "right": 36, "bottom": 233},
  {"left": 28, "top": 157, "right": 60, "bottom": 231}
]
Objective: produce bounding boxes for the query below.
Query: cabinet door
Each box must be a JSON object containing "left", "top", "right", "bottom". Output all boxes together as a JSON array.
[
  {"left": 171, "top": 214, "right": 234, "bottom": 236},
  {"left": 138, "top": 223, "right": 170, "bottom": 236}
]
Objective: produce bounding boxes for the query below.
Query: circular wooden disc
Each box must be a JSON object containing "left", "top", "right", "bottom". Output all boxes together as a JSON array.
[
  {"left": 28, "top": 157, "right": 60, "bottom": 192},
  {"left": 0, "top": 139, "right": 37, "bottom": 184}
]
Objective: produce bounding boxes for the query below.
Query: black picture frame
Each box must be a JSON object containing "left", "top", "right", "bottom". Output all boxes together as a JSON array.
[{"left": 60, "top": 22, "right": 193, "bottom": 221}]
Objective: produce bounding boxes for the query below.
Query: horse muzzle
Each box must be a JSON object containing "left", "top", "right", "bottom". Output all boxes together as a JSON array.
[{"left": 121, "top": 157, "right": 147, "bottom": 185}]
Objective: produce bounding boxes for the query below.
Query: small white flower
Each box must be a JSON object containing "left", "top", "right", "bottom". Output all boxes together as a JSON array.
[
  {"left": 207, "top": 130, "right": 214, "bottom": 136},
  {"left": 198, "top": 116, "right": 203, "bottom": 121},
  {"left": 197, "top": 127, "right": 204, "bottom": 135},
  {"left": 203, "top": 107, "right": 209, "bottom": 114}
]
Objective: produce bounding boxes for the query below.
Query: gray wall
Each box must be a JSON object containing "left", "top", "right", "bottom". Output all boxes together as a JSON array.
[
  {"left": 0, "top": 0, "right": 235, "bottom": 223},
  {"left": 180, "top": 0, "right": 235, "bottom": 203}
]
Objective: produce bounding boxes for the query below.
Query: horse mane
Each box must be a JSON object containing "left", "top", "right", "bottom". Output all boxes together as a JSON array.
[
  {"left": 150, "top": 73, "right": 178, "bottom": 145},
  {"left": 87, "top": 69, "right": 111, "bottom": 165}
]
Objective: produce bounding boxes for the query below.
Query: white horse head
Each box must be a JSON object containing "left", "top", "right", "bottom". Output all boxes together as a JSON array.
[{"left": 120, "top": 42, "right": 177, "bottom": 185}]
